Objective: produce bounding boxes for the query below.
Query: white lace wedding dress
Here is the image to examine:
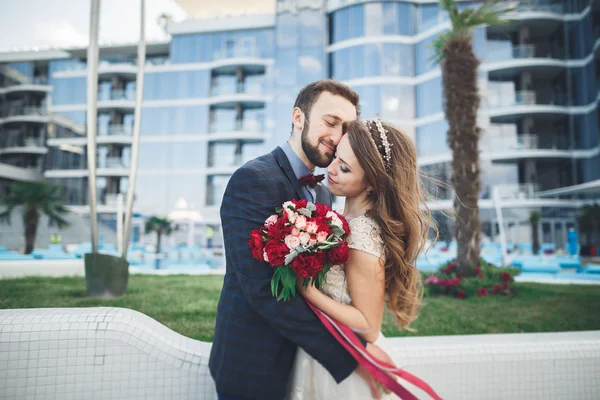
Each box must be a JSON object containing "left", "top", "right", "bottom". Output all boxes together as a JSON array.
[{"left": 286, "top": 215, "right": 398, "bottom": 400}]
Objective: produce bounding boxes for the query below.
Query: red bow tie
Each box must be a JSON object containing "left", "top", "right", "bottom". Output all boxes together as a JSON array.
[{"left": 299, "top": 173, "right": 325, "bottom": 188}]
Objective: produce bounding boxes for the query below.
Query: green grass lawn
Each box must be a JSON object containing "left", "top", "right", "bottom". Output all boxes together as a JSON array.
[{"left": 1, "top": 275, "right": 599, "bottom": 341}]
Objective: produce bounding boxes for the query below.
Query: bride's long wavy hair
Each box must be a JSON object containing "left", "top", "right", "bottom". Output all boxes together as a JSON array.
[{"left": 344, "top": 120, "right": 436, "bottom": 330}]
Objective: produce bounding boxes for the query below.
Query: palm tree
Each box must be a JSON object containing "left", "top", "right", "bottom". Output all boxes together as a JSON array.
[
  {"left": 529, "top": 210, "right": 541, "bottom": 255},
  {"left": 0, "top": 182, "right": 70, "bottom": 254},
  {"left": 145, "top": 216, "right": 174, "bottom": 268},
  {"left": 433, "top": 0, "right": 511, "bottom": 275},
  {"left": 577, "top": 204, "right": 600, "bottom": 247}
]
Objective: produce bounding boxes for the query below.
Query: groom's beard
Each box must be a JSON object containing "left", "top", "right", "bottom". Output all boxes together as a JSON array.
[{"left": 301, "top": 121, "right": 335, "bottom": 168}]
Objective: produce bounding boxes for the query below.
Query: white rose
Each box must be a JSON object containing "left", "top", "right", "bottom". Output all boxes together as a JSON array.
[
  {"left": 285, "top": 235, "right": 301, "bottom": 250},
  {"left": 299, "top": 232, "right": 311, "bottom": 245}
]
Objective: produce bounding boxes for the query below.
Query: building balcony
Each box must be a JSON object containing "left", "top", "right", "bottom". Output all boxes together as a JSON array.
[
  {"left": 487, "top": 90, "right": 570, "bottom": 122},
  {"left": 0, "top": 137, "right": 47, "bottom": 156},
  {"left": 97, "top": 61, "right": 137, "bottom": 78},
  {"left": 490, "top": 183, "right": 540, "bottom": 200},
  {"left": 210, "top": 82, "right": 264, "bottom": 97},
  {"left": 0, "top": 106, "right": 50, "bottom": 125},
  {"left": 0, "top": 82, "right": 51, "bottom": 96},
  {"left": 97, "top": 90, "right": 136, "bottom": 111},
  {"left": 515, "top": 2, "right": 563, "bottom": 14},
  {"left": 208, "top": 120, "right": 266, "bottom": 143},
  {"left": 418, "top": 132, "right": 596, "bottom": 167},
  {"left": 0, "top": 162, "right": 43, "bottom": 182},
  {"left": 213, "top": 46, "right": 259, "bottom": 61}
]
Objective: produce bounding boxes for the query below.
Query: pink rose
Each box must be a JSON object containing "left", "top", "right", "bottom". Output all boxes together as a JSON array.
[
  {"left": 306, "top": 221, "right": 318, "bottom": 234},
  {"left": 291, "top": 227, "right": 300, "bottom": 237},
  {"left": 285, "top": 235, "right": 301, "bottom": 250},
  {"left": 316, "top": 231, "right": 328, "bottom": 243},
  {"left": 294, "top": 215, "right": 307, "bottom": 230},
  {"left": 265, "top": 214, "right": 278, "bottom": 227},
  {"left": 308, "top": 238, "right": 317, "bottom": 246}
]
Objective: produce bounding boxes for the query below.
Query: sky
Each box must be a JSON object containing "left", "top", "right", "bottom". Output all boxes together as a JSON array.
[{"left": 0, "top": 0, "right": 190, "bottom": 51}]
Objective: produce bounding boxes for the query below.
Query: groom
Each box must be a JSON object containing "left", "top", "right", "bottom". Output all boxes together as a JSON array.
[{"left": 209, "top": 80, "right": 393, "bottom": 400}]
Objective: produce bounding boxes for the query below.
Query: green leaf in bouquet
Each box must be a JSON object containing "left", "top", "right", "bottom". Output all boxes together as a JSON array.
[
  {"left": 302, "top": 277, "right": 311, "bottom": 289},
  {"left": 275, "top": 207, "right": 282, "bottom": 213},
  {"left": 284, "top": 249, "right": 299, "bottom": 265},
  {"left": 298, "top": 208, "right": 312, "bottom": 218},
  {"left": 306, "top": 203, "right": 316, "bottom": 212},
  {"left": 271, "top": 266, "right": 283, "bottom": 298},
  {"left": 331, "top": 225, "right": 345, "bottom": 237}
]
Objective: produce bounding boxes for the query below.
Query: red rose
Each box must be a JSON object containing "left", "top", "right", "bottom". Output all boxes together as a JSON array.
[
  {"left": 268, "top": 217, "right": 288, "bottom": 241},
  {"left": 294, "top": 199, "right": 308, "bottom": 209},
  {"left": 264, "top": 241, "right": 289, "bottom": 267},
  {"left": 332, "top": 210, "right": 350, "bottom": 235},
  {"left": 456, "top": 290, "right": 466, "bottom": 300},
  {"left": 477, "top": 287, "right": 488, "bottom": 297},
  {"left": 291, "top": 252, "right": 325, "bottom": 279},
  {"left": 474, "top": 267, "right": 483, "bottom": 278},
  {"left": 500, "top": 271, "right": 511, "bottom": 282},
  {"left": 327, "top": 241, "right": 349, "bottom": 265},
  {"left": 315, "top": 218, "right": 333, "bottom": 235},
  {"left": 248, "top": 229, "right": 265, "bottom": 261},
  {"left": 313, "top": 203, "right": 331, "bottom": 218}
]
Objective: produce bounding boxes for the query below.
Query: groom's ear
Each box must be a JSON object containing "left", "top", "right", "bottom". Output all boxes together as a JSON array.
[{"left": 292, "top": 107, "right": 305, "bottom": 131}]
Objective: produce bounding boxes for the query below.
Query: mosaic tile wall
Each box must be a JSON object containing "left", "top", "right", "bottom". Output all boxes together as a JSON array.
[{"left": 1, "top": 307, "right": 599, "bottom": 399}]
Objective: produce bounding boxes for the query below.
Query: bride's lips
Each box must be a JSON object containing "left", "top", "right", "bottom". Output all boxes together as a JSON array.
[{"left": 327, "top": 176, "right": 336, "bottom": 185}]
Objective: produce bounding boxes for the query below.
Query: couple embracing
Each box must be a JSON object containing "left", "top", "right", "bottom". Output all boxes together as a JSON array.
[{"left": 209, "top": 80, "right": 435, "bottom": 400}]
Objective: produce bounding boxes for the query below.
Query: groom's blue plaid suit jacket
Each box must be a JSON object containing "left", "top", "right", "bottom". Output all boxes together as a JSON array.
[{"left": 209, "top": 147, "right": 359, "bottom": 400}]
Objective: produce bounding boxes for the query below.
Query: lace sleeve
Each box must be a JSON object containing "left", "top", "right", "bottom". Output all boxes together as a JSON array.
[{"left": 346, "top": 216, "right": 385, "bottom": 260}]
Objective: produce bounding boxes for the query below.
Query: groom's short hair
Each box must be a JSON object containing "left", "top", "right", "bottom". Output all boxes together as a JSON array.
[{"left": 292, "top": 80, "right": 360, "bottom": 128}]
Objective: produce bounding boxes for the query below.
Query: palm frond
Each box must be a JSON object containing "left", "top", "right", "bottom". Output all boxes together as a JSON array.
[
  {"left": 438, "top": 0, "right": 455, "bottom": 12},
  {"left": 430, "top": 32, "right": 453, "bottom": 64}
]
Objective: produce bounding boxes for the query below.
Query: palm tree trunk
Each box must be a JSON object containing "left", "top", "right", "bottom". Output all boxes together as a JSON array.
[
  {"left": 442, "top": 36, "right": 481, "bottom": 275},
  {"left": 532, "top": 221, "right": 540, "bottom": 254},
  {"left": 23, "top": 207, "right": 40, "bottom": 254},
  {"left": 155, "top": 230, "right": 162, "bottom": 269}
]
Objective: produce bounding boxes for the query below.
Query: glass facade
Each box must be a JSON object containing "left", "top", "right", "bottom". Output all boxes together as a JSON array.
[{"left": 2, "top": 0, "right": 598, "bottom": 239}]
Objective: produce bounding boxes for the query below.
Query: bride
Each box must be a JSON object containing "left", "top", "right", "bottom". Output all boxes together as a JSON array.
[{"left": 286, "top": 118, "right": 435, "bottom": 400}]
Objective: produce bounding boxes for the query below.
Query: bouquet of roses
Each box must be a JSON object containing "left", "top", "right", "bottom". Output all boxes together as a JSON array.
[{"left": 248, "top": 199, "right": 351, "bottom": 301}]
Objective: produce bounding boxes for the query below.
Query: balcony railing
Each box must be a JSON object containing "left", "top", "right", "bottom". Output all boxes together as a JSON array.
[
  {"left": 515, "top": 90, "right": 537, "bottom": 105},
  {"left": 210, "top": 82, "right": 264, "bottom": 97},
  {"left": 494, "top": 183, "right": 540, "bottom": 200},
  {"left": 209, "top": 119, "right": 264, "bottom": 133},
  {"left": 98, "top": 157, "right": 129, "bottom": 169},
  {"left": 106, "top": 124, "right": 131, "bottom": 136},
  {"left": 1, "top": 105, "right": 48, "bottom": 118},
  {"left": 102, "top": 193, "right": 127, "bottom": 207},
  {"left": 98, "top": 90, "right": 136, "bottom": 101},
  {"left": 480, "top": 134, "right": 539, "bottom": 152},
  {"left": 516, "top": 2, "right": 563, "bottom": 13},
  {"left": 213, "top": 46, "right": 259, "bottom": 60},
  {"left": 513, "top": 45, "right": 535, "bottom": 59}
]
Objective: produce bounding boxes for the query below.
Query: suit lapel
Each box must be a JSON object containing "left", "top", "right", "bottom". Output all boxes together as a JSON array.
[
  {"left": 272, "top": 146, "right": 306, "bottom": 201},
  {"left": 314, "top": 183, "right": 332, "bottom": 206}
]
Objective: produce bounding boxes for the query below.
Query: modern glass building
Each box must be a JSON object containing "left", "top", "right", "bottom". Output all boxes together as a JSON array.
[{"left": 1, "top": 0, "right": 598, "bottom": 247}]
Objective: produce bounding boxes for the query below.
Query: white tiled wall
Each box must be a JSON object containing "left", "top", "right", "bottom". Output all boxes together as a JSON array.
[
  {"left": 0, "top": 308, "right": 216, "bottom": 400},
  {"left": 1, "top": 307, "right": 599, "bottom": 399}
]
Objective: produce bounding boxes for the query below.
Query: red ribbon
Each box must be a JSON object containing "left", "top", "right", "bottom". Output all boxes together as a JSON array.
[{"left": 307, "top": 302, "right": 443, "bottom": 400}]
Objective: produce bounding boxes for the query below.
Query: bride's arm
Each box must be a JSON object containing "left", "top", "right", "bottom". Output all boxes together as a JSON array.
[{"left": 297, "top": 249, "right": 386, "bottom": 343}]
